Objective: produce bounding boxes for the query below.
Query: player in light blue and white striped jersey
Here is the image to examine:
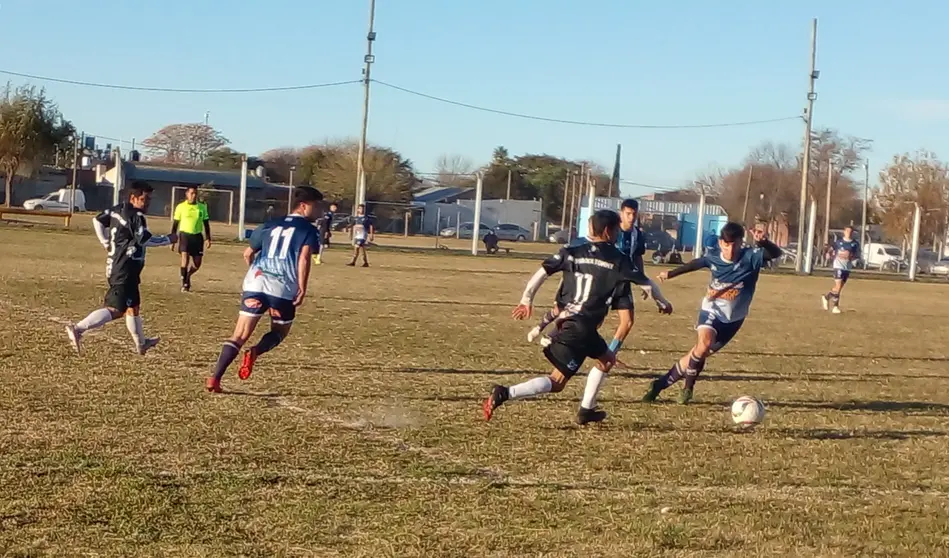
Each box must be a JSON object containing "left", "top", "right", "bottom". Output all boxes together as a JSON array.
[
  {"left": 206, "top": 186, "right": 324, "bottom": 393},
  {"left": 822, "top": 225, "right": 859, "bottom": 314}
]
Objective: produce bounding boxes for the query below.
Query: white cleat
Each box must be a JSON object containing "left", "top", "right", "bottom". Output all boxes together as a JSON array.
[
  {"left": 138, "top": 337, "right": 161, "bottom": 355},
  {"left": 821, "top": 295, "right": 829, "bottom": 311},
  {"left": 831, "top": 306, "right": 841, "bottom": 315},
  {"left": 65, "top": 325, "right": 82, "bottom": 355},
  {"left": 527, "top": 326, "right": 542, "bottom": 343}
]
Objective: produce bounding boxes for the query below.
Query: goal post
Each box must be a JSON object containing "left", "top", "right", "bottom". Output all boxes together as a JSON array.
[{"left": 171, "top": 186, "right": 235, "bottom": 226}]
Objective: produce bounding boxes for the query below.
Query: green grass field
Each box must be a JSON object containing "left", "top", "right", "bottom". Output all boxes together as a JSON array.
[{"left": 1, "top": 223, "right": 948, "bottom": 557}]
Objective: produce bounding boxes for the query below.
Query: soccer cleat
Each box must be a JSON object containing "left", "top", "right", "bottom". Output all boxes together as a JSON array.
[
  {"left": 678, "top": 388, "right": 694, "bottom": 405},
  {"left": 346, "top": 262, "right": 356, "bottom": 267},
  {"left": 527, "top": 326, "right": 542, "bottom": 343},
  {"left": 361, "top": 262, "right": 370, "bottom": 268},
  {"left": 821, "top": 295, "right": 829, "bottom": 311},
  {"left": 314, "top": 255, "right": 322, "bottom": 265},
  {"left": 831, "top": 306, "right": 841, "bottom": 314},
  {"left": 238, "top": 347, "right": 259, "bottom": 380},
  {"left": 65, "top": 325, "right": 83, "bottom": 355},
  {"left": 576, "top": 407, "right": 607, "bottom": 425},
  {"left": 138, "top": 337, "right": 160, "bottom": 355},
  {"left": 482, "top": 384, "right": 509, "bottom": 421},
  {"left": 181, "top": 285, "right": 190, "bottom": 293},
  {"left": 205, "top": 377, "right": 222, "bottom": 393},
  {"left": 642, "top": 380, "right": 663, "bottom": 402}
]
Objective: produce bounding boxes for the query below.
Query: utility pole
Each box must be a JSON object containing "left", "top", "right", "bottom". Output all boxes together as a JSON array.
[
  {"left": 861, "top": 160, "right": 869, "bottom": 247},
  {"left": 506, "top": 168, "right": 512, "bottom": 200},
  {"left": 823, "top": 161, "right": 833, "bottom": 248},
  {"left": 70, "top": 133, "right": 81, "bottom": 213},
  {"left": 355, "top": 0, "right": 377, "bottom": 208},
  {"left": 566, "top": 171, "right": 577, "bottom": 238},
  {"left": 740, "top": 165, "right": 754, "bottom": 225},
  {"left": 287, "top": 165, "right": 296, "bottom": 213},
  {"left": 560, "top": 172, "right": 571, "bottom": 230},
  {"left": 471, "top": 172, "right": 484, "bottom": 256},
  {"left": 694, "top": 183, "right": 706, "bottom": 259},
  {"left": 796, "top": 18, "right": 819, "bottom": 273},
  {"left": 204, "top": 111, "right": 210, "bottom": 126}
]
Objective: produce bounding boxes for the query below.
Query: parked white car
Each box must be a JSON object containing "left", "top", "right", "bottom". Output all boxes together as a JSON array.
[
  {"left": 861, "top": 242, "right": 903, "bottom": 270},
  {"left": 930, "top": 257, "right": 949, "bottom": 276},
  {"left": 23, "top": 188, "right": 86, "bottom": 212}
]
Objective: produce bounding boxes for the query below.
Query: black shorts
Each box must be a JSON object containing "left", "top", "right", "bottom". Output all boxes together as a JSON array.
[
  {"left": 320, "top": 230, "right": 331, "bottom": 246},
  {"left": 543, "top": 318, "right": 609, "bottom": 379},
  {"left": 179, "top": 233, "right": 204, "bottom": 257},
  {"left": 105, "top": 279, "right": 141, "bottom": 312}
]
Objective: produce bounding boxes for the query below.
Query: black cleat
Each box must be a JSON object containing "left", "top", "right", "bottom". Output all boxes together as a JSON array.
[
  {"left": 576, "top": 407, "right": 607, "bottom": 425},
  {"left": 642, "top": 379, "right": 663, "bottom": 402},
  {"left": 482, "top": 384, "right": 509, "bottom": 421},
  {"left": 361, "top": 262, "right": 370, "bottom": 268}
]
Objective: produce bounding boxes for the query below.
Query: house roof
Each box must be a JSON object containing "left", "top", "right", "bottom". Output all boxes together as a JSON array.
[
  {"left": 412, "top": 186, "right": 474, "bottom": 204},
  {"left": 124, "top": 163, "right": 270, "bottom": 189}
]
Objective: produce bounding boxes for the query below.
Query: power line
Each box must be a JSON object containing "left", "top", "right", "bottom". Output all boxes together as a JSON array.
[
  {"left": 372, "top": 79, "right": 803, "bottom": 130},
  {"left": 0, "top": 69, "right": 361, "bottom": 93}
]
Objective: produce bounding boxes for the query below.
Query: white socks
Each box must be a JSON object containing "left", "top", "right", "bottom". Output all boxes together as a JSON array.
[
  {"left": 580, "top": 367, "right": 607, "bottom": 410},
  {"left": 125, "top": 314, "right": 144, "bottom": 349},
  {"left": 75, "top": 308, "right": 113, "bottom": 334},
  {"left": 508, "top": 377, "right": 553, "bottom": 399}
]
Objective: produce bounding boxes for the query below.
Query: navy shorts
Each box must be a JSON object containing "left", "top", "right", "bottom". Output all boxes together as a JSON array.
[
  {"left": 695, "top": 310, "right": 744, "bottom": 353},
  {"left": 834, "top": 269, "right": 850, "bottom": 284},
  {"left": 240, "top": 292, "right": 296, "bottom": 325},
  {"left": 353, "top": 238, "right": 367, "bottom": 247}
]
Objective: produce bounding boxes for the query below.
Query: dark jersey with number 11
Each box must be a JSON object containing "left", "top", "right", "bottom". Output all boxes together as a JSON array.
[{"left": 542, "top": 241, "right": 652, "bottom": 327}]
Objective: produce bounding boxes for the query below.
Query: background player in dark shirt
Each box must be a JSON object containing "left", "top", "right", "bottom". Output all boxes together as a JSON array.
[
  {"left": 315, "top": 202, "right": 337, "bottom": 265},
  {"left": 482, "top": 210, "right": 671, "bottom": 425},
  {"left": 65, "top": 182, "right": 176, "bottom": 355}
]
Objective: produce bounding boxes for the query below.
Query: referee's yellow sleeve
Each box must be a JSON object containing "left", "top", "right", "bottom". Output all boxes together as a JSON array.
[{"left": 173, "top": 202, "right": 182, "bottom": 221}]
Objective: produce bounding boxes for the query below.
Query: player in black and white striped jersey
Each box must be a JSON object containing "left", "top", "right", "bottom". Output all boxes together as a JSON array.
[{"left": 65, "top": 182, "right": 176, "bottom": 356}]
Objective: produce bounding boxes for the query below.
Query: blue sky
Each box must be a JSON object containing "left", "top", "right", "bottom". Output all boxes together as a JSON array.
[{"left": 1, "top": 0, "right": 947, "bottom": 196}]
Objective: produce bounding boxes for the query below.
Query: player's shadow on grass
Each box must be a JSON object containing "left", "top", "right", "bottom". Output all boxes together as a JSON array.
[
  {"left": 193, "top": 289, "right": 513, "bottom": 308},
  {"left": 773, "top": 427, "right": 947, "bottom": 440},
  {"left": 380, "top": 366, "right": 879, "bottom": 383},
  {"left": 639, "top": 348, "right": 949, "bottom": 362},
  {"left": 689, "top": 399, "right": 949, "bottom": 416}
]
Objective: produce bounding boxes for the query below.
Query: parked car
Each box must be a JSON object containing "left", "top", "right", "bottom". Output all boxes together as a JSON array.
[
  {"left": 915, "top": 249, "right": 940, "bottom": 274},
  {"left": 861, "top": 243, "right": 904, "bottom": 270},
  {"left": 23, "top": 188, "right": 86, "bottom": 212},
  {"left": 930, "top": 257, "right": 949, "bottom": 276},
  {"left": 494, "top": 223, "right": 531, "bottom": 242},
  {"left": 439, "top": 222, "right": 495, "bottom": 239}
]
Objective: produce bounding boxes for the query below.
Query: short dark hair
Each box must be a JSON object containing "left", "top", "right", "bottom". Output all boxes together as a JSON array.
[
  {"left": 719, "top": 222, "right": 745, "bottom": 243},
  {"left": 844, "top": 224, "right": 854, "bottom": 230},
  {"left": 292, "top": 185, "right": 324, "bottom": 207},
  {"left": 185, "top": 185, "right": 198, "bottom": 192},
  {"left": 590, "top": 209, "right": 620, "bottom": 237},
  {"left": 357, "top": 203, "right": 365, "bottom": 210},
  {"left": 128, "top": 181, "right": 153, "bottom": 199},
  {"left": 620, "top": 199, "right": 639, "bottom": 211}
]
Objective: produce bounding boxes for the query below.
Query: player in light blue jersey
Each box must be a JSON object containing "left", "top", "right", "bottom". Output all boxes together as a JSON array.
[
  {"left": 822, "top": 225, "right": 859, "bottom": 314},
  {"left": 643, "top": 222, "right": 782, "bottom": 404},
  {"left": 347, "top": 204, "right": 374, "bottom": 267},
  {"left": 206, "top": 186, "right": 323, "bottom": 393}
]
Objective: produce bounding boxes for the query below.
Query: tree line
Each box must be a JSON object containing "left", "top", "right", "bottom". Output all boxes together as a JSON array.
[{"left": 1, "top": 84, "right": 947, "bottom": 249}]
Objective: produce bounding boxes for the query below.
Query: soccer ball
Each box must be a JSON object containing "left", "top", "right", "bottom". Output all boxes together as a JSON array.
[{"left": 731, "top": 396, "right": 766, "bottom": 426}]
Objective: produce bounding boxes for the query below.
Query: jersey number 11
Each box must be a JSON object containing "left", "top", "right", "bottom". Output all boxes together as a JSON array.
[{"left": 266, "top": 226, "right": 296, "bottom": 259}]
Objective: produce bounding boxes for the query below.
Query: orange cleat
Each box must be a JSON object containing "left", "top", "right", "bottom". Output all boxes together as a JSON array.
[
  {"left": 237, "top": 348, "right": 259, "bottom": 380},
  {"left": 206, "top": 377, "right": 222, "bottom": 393}
]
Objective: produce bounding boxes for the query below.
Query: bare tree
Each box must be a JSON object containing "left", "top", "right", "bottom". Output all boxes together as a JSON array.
[
  {"left": 876, "top": 151, "right": 949, "bottom": 245},
  {"left": 435, "top": 153, "right": 474, "bottom": 186},
  {"left": 141, "top": 123, "right": 229, "bottom": 166}
]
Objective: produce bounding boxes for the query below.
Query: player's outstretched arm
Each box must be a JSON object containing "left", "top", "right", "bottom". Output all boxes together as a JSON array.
[
  {"left": 659, "top": 257, "right": 709, "bottom": 282},
  {"left": 514, "top": 248, "right": 568, "bottom": 319}
]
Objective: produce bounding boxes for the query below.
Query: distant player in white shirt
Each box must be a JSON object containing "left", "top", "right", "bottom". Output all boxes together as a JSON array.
[{"left": 206, "top": 186, "right": 323, "bottom": 393}]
